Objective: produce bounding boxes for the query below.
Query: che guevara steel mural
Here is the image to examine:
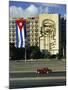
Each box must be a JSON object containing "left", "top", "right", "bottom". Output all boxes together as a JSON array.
[{"left": 40, "top": 19, "right": 56, "bottom": 50}]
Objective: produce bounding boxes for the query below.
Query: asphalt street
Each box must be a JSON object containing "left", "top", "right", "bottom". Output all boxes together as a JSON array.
[
  {"left": 10, "top": 59, "right": 66, "bottom": 72},
  {"left": 9, "top": 59, "right": 66, "bottom": 88},
  {"left": 9, "top": 71, "right": 66, "bottom": 89},
  {"left": 10, "top": 71, "right": 66, "bottom": 78},
  {"left": 10, "top": 78, "right": 66, "bottom": 89}
]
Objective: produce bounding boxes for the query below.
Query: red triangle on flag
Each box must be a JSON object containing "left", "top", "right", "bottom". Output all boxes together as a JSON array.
[{"left": 16, "top": 18, "right": 26, "bottom": 31}]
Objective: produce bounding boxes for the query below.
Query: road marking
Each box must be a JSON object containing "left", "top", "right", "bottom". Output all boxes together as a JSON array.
[
  {"left": 10, "top": 71, "right": 36, "bottom": 73},
  {"left": 10, "top": 76, "right": 66, "bottom": 81},
  {"left": 10, "top": 71, "right": 65, "bottom": 73}
]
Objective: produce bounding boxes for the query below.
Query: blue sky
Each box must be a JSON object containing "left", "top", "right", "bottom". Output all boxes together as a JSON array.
[{"left": 9, "top": 1, "right": 66, "bottom": 18}]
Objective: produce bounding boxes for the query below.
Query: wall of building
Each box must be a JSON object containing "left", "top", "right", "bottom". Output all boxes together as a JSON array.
[
  {"left": 9, "top": 14, "right": 65, "bottom": 56},
  {"left": 26, "top": 17, "right": 39, "bottom": 47},
  {"left": 9, "top": 18, "right": 16, "bottom": 47},
  {"left": 38, "top": 14, "right": 60, "bottom": 55}
]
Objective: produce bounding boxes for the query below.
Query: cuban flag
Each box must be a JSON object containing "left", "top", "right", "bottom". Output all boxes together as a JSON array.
[{"left": 16, "top": 18, "right": 26, "bottom": 48}]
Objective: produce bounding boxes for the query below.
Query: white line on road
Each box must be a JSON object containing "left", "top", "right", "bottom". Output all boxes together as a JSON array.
[
  {"left": 10, "top": 76, "right": 66, "bottom": 81},
  {"left": 10, "top": 70, "right": 65, "bottom": 73}
]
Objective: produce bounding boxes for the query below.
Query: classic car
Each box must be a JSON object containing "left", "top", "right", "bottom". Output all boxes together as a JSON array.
[{"left": 37, "top": 67, "right": 52, "bottom": 74}]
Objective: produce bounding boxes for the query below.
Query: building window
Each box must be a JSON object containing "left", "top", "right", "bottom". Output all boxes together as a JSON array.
[
  {"left": 35, "top": 24, "right": 38, "bottom": 27},
  {"left": 35, "top": 42, "right": 38, "bottom": 46},
  {"left": 32, "top": 25, "right": 34, "bottom": 28},
  {"left": 12, "top": 33, "right": 15, "bottom": 36},
  {"left": 35, "top": 33, "right": 38, "bottom": 36},
  {"left": 12, "top": 38, "right": 15, "bottom": 42},
  {"left": 9, "top": 33, "right": 11, "bottom": 36},
  {"left": 31, "top": 38, "right": 34, "bottom": 41},
  {"left": 32, "top": 43, "right": 34, "bottom": 46},
  {"left": 35, "top": 29, "right": 38, "bottom": 32},
  {"left": 13, "top": 30, "right": 15, "bottom": 33},
  {"left": 12, "top": 25, "right": 15, "bottom": 28},
  {"left": 35, "top": 20, "right": 38, "bottom": 23},
  {"left": 9, "top": 38, "right": 11, "bottom": 41},
  {"left": 35, "top": 38, "right": 38, "bottom": 41}
]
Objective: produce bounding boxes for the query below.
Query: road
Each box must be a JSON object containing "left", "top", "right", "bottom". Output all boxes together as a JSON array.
[
  {"left": 9, "top": 71, "right": 66, "bottom": 89},
  {"left": 10, "top": 59, "right": 66, "bottom": 72},
  {"left": 10, "top": 71, "right": 66, "bottom": 78},
  {"left": 10, "top": 78, "right": 66, "bottom": 89},
  {"left": 9, "top": 59, "right": 66, "bottom": 88}
]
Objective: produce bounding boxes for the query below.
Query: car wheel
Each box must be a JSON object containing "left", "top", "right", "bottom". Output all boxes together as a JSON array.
[
  {"left": 46, "top": 71, "right": 49, "bottom": 74},
  {"left": 37, "top": 71, "right": 40, "bottom": 74},
  {"left": 49, "top": 70, "right": 52, "bottom": 73}
]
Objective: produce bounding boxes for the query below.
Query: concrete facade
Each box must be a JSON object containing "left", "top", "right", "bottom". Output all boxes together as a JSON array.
[
  {"left": 26, "top": 17, "right": 39, "bottom": 47},
  {"left": 9, "top": 14, "right": 61, "bottom": 55},
  {"left": 9, "top": 18, "right": 16, "bottom": 47}
]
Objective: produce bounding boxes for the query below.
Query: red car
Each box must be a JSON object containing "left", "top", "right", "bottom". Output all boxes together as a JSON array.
[{"left": 37, "top": 67, "right": 52, "bottom": 74}]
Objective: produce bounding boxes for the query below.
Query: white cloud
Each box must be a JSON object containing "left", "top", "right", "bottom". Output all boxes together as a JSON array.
[
  {"left": 9, "top": 4, "right": 39, "bottom": 18},
  {"left": 39, "top": 6, "right": 44, "bottom": 14},
  {"left": 25, "top": 4, "right": 39, "bottom": 18},
  {"left": 39, "top": 6, "right": 49, "bottom": 14},
  {"left": 10, "top": 6, "right": 24, "bottom": 18},
  {"left": 44, "top": 7, "right": 49, "bottom": 13}
]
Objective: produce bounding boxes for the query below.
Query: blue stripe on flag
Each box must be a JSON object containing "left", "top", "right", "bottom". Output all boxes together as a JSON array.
[
  {"left": 16, "top": 24, "right": 18, "bottom": 48},
  {"left": 20, "top": 30, "right": 23, "bottom": 48}
]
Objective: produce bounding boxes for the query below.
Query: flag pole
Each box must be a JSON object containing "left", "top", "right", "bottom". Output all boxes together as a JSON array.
[
  {"left": 25, "top": 38, "right": 26, "bottom": 62},
  {"left": 24, "top": 19, "right": 27, "bottom": 62}
]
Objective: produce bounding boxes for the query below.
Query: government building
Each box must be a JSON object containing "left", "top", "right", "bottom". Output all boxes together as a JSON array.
[{"left": 9, "top": 13, "right": 66, "bottom": 56}]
